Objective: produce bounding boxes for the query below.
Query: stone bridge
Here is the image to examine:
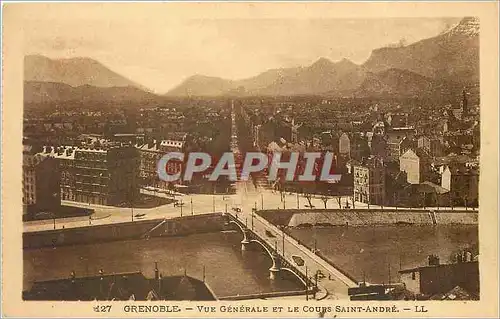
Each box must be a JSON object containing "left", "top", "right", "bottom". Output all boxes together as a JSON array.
[{"left": 224, "top": 211, "right": 358, "bottom": 300}]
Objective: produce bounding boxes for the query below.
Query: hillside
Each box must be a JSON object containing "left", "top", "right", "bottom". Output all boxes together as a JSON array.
[
  {"left": 24, "top": 81, "right": 159, "bottom": 104},
  {"left": 354, "top": 68, "right": 464, "bottom": 98},
  {"left": 24, "top": 55, "right": 148, "bottom": 90},
  {"left": 166, "top": 58, "right": 367, "bottom": 97},
  {"left": 363, "top": 17, "right": 479, "bottom": 83}
]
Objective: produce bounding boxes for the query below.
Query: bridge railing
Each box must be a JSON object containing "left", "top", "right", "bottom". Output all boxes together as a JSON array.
[
  {"left": 251, "top": 212, "right": 358, "bottom": 287},
  {"left": 254, "top": 229, "right": 313, "bottom": 289},
  {"left": 226, "top": 213, "right": 315, "bottom": 290}
]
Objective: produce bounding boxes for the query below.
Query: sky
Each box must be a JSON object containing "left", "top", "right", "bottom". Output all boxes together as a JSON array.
[{"left": 19, "top": 4, "right": 462, "bottom": 93}]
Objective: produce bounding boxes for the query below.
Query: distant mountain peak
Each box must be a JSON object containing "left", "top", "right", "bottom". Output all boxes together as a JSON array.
[
  {"left": 25, "top": 54, "right": 51, "bottom": 61},
  {"left": 166, "top": 74, "right": 234, "bottom": 97},
  {"left": 24, "top": 54, "right": 148, "bottom": 91},
  {"left": 310, "top": 57, "right": 334, "bottom": 68},
  {"left": 363, "top": 16, "right": 479, "bottom": 84},
  {"left": 445, "top": 17, "right": 479, "bottom": 37},
  {"left": 335, "top": 58, "right": 357, "bottom": 67},
  {"left": 338, "top": 57, "right": 351, "bottom": 63}
]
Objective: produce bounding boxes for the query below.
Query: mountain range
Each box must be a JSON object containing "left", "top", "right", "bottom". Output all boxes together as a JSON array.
[
  {"left": 24, "top": 17, "right": 479, "bottom": 103},
  {"left": 24, "top": 55, "right": 159, "bottom": 104},
  {"left": 167, "top": 17, "right": 479, "bottom": 97}
]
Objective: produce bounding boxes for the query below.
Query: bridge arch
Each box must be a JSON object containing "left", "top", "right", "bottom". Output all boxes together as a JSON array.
[
  {"left": 281, "top": 267, "right": 308, "bottom": 287},
  {"left": 228, "top": 218, "right": 308, "bottom": 287},
  {"left": 249, "top": 239, "right": 274, "bottom": 260},
  {"left": 228, "top": 220, "right": 246, "bottom": 234}
]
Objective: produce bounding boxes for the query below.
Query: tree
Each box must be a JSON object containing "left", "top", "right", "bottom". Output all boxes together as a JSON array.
[
  {"left": 302, "top": 182, "right": 316, "bottom": 209},
  {"left": 320, "top": 196, "right": 329, "bottom": 209},
  {"left": 335, "top": 196, "right": 342, "bottom": 208},
  {"left": 304, "top": 193, "right": 313, "bottom": 209}
]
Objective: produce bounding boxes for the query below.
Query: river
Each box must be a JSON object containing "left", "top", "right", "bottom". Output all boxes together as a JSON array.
[
  {"left": 24, "top": 224, "right": 478, "bottom": 297},
  {"left": 23, "top": 231, "right": 302, "bottom": 298},
  {"left": 289, "top": 225, "right": 478, "bottom": 284}
]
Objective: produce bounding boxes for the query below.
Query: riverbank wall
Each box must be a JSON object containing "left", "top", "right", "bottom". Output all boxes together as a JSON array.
[
  {"left": 219, "top": 289, "right": 307, "bottom": 300},
  {"left": 258, "top": 209, "right": 478, "bottom": 227},
  {"left": 23, "top": 214, "right": 224, "bottom": 249}
]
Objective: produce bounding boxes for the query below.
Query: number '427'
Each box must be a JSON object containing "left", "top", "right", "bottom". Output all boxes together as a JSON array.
[{"left": 93, "top": 305, "right": 112, "bottom": 313}]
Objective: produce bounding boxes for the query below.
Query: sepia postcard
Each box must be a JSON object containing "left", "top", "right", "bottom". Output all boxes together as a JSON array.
[{"left": 1, "top": 1, "right": 499, "bottom": 318}]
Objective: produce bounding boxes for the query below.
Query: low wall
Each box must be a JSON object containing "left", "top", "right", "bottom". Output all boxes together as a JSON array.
[
  {"left": 23, "top": 214, "right": 224, "bottom": 249},
  {"left": 258, "top": 209, "right": 478, "bottom": 227},
  {"left": 435, "top": 212, "right": 478, "bottom": 224},
  {"left": 219, "top": 289, "right": 307, "bottom": 300}
]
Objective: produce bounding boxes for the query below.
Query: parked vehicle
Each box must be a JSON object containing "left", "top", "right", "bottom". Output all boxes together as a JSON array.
[
  {"left": 265, "top": 230, "right": 275, "bottom": 238},
  {"left": 292, "top": 255, "right": 305, "bottom": 266}
]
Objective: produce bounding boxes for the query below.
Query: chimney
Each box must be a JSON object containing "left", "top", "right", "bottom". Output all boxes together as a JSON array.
[
  {"left": 428, "top": 254, "right": 440, "bottom": 266},
  {"left": 154, "top": 262, "right": 159, "bottom": 280}
]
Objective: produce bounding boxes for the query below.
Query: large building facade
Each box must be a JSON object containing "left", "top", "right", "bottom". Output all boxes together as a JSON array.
[
  {"left": 353, "top": 156, "right": 386, "bottom": 206},
  {"left": 399, "top": 149, "right": 430, "bottom": 185},
  {"left": 386, "top": 127, "right": 416, "bottom": 161},
  {"left": 418, "top": 136, "right": 444, "bottom": 159},
  {"left": 137, "top": 139, "right": 185, "bottom": 189},
  {"left": 441, "top": 165, "right": 479, "bottom": 206},
  {"left": 23, "top": 147, "right": 61, "bottom": 216},
  {"left": 41, "top": 144, "right": 140, "bottom": 206}
]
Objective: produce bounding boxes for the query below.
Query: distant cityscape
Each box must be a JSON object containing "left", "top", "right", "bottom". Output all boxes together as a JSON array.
[
  {"left": 23, "top": 88, "right": 480, "bottom": 214},
  {"left": 22, "top": 16, "right": 480, "bottom": 303}
]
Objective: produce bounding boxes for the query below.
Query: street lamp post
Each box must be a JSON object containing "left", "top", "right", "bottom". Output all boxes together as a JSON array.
[
  {"left": 305, "top": 266, "right": 308, "bottom": 301},
  {"left": 191, "top": 198, "right": 194, "bottom": 215},
  {"left": 283, "top": 190, "right": 286, "bottom": 210},
  {"left": 282, "top": 229, "right": 285, "bottom": 257},
  {"left": 261, "top": 193, "right": 264, "bottom": 210},
  {"left": 180, "top": 200, "right": 183, "bottom": 217},
  {"left": 296, "top": 193, "right": 299, "bottom": 209}
]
